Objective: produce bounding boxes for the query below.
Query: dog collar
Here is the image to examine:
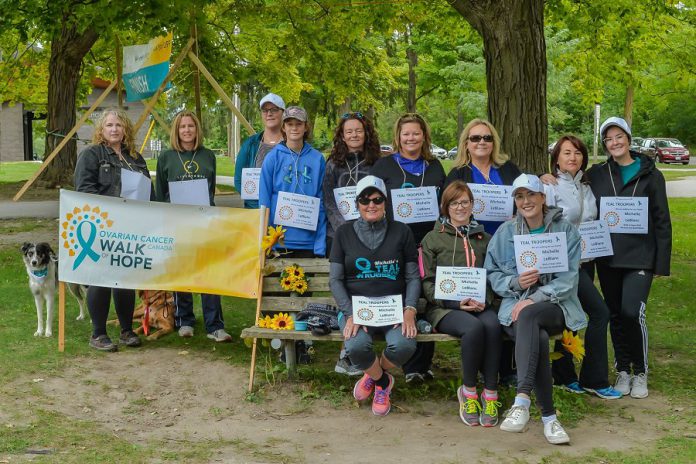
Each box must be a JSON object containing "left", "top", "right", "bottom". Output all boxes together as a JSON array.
[{"left": 31, "top": 268, "right": 48, "bottom": 278}]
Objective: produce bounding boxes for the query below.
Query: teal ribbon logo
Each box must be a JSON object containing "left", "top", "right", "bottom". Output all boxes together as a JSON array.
[{"left": 73, "top": 220, "right": 100, "bottom": 270}]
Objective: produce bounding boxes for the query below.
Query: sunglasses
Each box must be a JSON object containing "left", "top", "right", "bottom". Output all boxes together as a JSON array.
[
  {"left": 357, "top": 196, "right": 386, "bottom": 205},
  {"left": 468, "top": 135, "right": 494, "bottom": 143},
  {"left": 342, "top": 112, "right": 364, "bottom": 120}
]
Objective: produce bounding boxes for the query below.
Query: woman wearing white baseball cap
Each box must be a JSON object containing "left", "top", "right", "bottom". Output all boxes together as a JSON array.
[{"left": 585, "top": 116, "right": 672, "bottom": 399}]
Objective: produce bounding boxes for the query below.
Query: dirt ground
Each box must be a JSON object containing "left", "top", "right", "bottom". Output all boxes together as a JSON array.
[{"left": 3, "top": 349, "right": 676, "bottom": 464}]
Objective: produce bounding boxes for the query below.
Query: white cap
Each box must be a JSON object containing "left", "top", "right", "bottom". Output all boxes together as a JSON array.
[
  {"left": 599, "top": 116, "right": 631, "bottom": 142},
  {"left": 356, "top": 175, "right": 387, "bottom": 199},
  {"left": 259, "top": 93, "right": 286, "bottom": 110},
  {"left": 511, "top": 173, "right": 544, "bottom": 196}
]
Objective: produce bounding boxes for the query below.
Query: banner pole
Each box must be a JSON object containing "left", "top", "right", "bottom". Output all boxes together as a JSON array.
[
  {"left": 58, "top": 281, "right": 65, "bottom": 352},
  {"left": 248, "top": 207, "right": 269, "bottom": 392}
]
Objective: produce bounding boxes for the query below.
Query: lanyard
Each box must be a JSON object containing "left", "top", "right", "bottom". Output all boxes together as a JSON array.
[
  {"left": 345, "top": 153, "right": 364, "bottom": 186},
  {"left": 607, "top": 162, "right": 640, "bottom": 197},
  {"left": 395, "top": 155, "right": 427, "bottom": 188}
]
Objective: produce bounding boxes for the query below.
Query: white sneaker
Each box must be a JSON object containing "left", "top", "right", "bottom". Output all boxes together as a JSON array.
[
  {"left": 614, "top": 371, "right": 632, "bottom": 395},
  {"left": 630, "top": 373, "right": 649, "bottom": 398},
  {"left": 178, "top": 326, "right": 194, "bottom": 338},
  {"left": 500, "top": 405, "right": 529, "bottom": 432},
  {"left": 544, "top": 419, "right": 570, "bottom": 445},
  {"left": 207, "top": 328, "right": 232, "bottom": 342}
]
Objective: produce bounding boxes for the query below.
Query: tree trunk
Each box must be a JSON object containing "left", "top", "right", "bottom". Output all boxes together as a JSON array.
[
  {"left": 623, "top": 84, "right": 634, "bottom": 127},
  {"left": 38, "top": 15, "right": 98, "bottom": 187},
  {"left": 450, "top": 0, "right": 547, "bottom": 173}
]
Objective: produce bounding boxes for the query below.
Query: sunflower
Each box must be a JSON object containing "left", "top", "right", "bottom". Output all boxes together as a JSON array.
[
  {"left": 561, "top": 329, "right": 585, "bottom": 361},
  {"left": 262, "top": 225, "right": 286, "bottom": 256},
  {"left": 292, "top": 279, "right": 308, "bottom": 295},
  {"left": 280, "top": 277, "right": 294, "bottom": 291},
  {"left": 258, "top": 315, "right": 273, "bottom": 328},
  {"left": 283, "top": 264, "right": 305, "bottom": 280},
  {"left": 271, "top": 312, "right": 294, "bottom": 330}
]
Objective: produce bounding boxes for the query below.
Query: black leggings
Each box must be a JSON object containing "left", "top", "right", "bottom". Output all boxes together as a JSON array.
[
  {"left": 596, "top": 264, "right": 653, "bottom": 375},
  {"left": 87, "top": 286, "right": 135, "bottom": 337},
  {"left": 553, "top": 265, "right": 611, "bottom": 389},
  {"left": 505, "top": 302, "right": 565, "bottom": 417},
  {"left": 437, "top": 308, "right": 501, "bottom": 390}
]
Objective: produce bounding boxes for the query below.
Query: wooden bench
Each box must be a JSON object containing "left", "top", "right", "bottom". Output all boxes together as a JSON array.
[{"left": 241, "top": 258, "right": 458, "bottom": 387}]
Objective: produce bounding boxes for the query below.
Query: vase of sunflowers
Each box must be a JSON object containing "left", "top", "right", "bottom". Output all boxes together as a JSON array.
[{"left": 280, "top": 264, "right": 309, "bottom": 296}]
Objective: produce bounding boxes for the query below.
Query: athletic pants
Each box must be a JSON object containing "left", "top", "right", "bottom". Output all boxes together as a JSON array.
[
  {"left": 87, "top": 286, "right": 135, "bottom": 337},
  {"left": 339, "top": 317, "right": 417, "bottom": 370}
]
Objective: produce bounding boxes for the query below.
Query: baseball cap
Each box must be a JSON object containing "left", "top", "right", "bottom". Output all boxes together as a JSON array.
[
  {"left": 282, "top": 106, "right": 308, "bottom": 123},
  {"left": 511, "top": 173, "right": 544, "bottom": 196},
  {"left": 356, "top": 175, "right": 387, "bottom": 199},
  {"left": 259, "top": 93, "right": 285, "bottom": 110},
  {"left": 599, "top": 116, "right": 632, "bottom": 142}
]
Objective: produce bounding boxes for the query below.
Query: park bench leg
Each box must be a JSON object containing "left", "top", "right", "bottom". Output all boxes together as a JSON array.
[{"left": 283, "top": 340, "right": 296, "bottom": 377}]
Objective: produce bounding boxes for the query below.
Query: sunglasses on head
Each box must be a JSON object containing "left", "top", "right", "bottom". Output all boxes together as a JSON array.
[
  {"left": 357, "top": 196, "right": 386, "bottom": 205},
  {"left": 342, "top": 112, "right": 364, "bottom": 120},
  {"left": 468, "top": 134, "right": 494, "bottom": 143}
]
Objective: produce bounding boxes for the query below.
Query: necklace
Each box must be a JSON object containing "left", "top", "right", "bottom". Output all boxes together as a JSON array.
[
  {"left": 395, "top": 154, "right": 426, "bottom": 188},
  {"left": 177, "top": 149, "right": 199, "bottom": 175},
  {"left": 471, "top": 162, "right": 494, "bottom": 184}
]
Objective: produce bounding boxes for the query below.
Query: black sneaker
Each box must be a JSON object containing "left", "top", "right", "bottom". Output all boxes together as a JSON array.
[
  {"left": 90, "top": 335, "right": 117, "bottom": 352},
  {"left": 119, "top": 330, "right": 142, "bottom": 347}
]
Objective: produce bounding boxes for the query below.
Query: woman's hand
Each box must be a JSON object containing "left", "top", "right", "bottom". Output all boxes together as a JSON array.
[
  {"left": 401, "top": 308, "right": 417, "bottom": 338},
  {"left": 511, "top": 299, "right": 534, "bottom": 322},
  {"left": 343, "top": 316, "right": 364, "bottom": 340},
  {"left": 460, "top": 298, "right": 485, "bottom": 312},
  {"left": 539, "top": 173, "right": 557, "bottom": 185},
  {"left": 517, "top": 269, "right": 540, "bottom": 289}
]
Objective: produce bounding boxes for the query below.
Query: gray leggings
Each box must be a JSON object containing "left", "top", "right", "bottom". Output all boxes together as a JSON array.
[
  {"left": 339, "top": 317, "right": 417, "bottom": 370},
  {"left": 503, "top": 302, "right": 565, "bottom": 417}
]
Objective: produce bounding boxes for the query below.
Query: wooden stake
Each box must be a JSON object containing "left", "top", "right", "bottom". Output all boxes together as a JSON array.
[
  {"left": 132, "top": 38, "right": 195, "bottom": 134},
  {"left": 13, "top": 80, "right": 118, "bottom": 202},
  {"left": 248, "top": 207, "right": 269, "bottom": 392},
  {"left": 191, "top": 17, "right": 203, "bottom": 124},
  {"left": 187, "top": 51, "right": 255, "bottom": 135},
  {"left": 151, "top": 109, "right": 171, "bottom": 135},
  {"left": 58, "top": 281, "right": 65, "bottom": 352}
]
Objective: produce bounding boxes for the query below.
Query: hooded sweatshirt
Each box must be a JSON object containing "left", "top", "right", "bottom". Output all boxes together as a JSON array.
[
  {"left": 421, "top": 218, "right": 493, "bottom": 327},
  {"left": 484, "top": 206, "right": 586, "bottom": 331},
  {"left": 259, "top": 142, "right": 327, "bottom": 256},
  {"left": 586, "top": 154, "right": 672, "bottom": 275}
]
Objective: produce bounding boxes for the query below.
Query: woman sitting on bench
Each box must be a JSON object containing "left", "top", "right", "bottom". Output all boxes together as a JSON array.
[{"left": 329, "top": 175, "right": 419, "bottom": 416}]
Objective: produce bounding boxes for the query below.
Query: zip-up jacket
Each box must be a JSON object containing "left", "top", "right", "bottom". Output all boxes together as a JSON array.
[
  {"left": 259, "top": 142, "right": 327, "bottom": 256},
  {"left": 323, "top": 152, "right": 372, "bottom": 239},
  {"left": 74, "top": 144, "right": 153, "bottom": 199},
  {"left": 484, "top": 207, "right": 586, "bottom": 331},
  {"left": 586, "top": 154, "right": 672, "bottom": 276},
  {"left": 421, "top": 218, "right": 493, "bottom": 327}
]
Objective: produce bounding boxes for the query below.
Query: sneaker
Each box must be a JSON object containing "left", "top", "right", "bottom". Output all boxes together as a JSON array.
[
  {"left": 353, "top": 374, "right": 375, "bottom": 401},
  {"left": 544, "top": 418, "right": 570, "bottom": 444},
  {"left": 423, "top": 369, "right": 435, "bottom": 381},
  {"left": 372, "top": 373, "right": 395, "bottom": 416},
  {"left": 457, "top": 386, "right": 481, "bottom": 426},
  {"left": 559, "top": 381, "right": 585, "bottom": 394},
  {"left": 89, "top": 334, "right": 117, "bottom": 352},
  {"left": 630, "top": 373, "right": 649, "bottom": 399},
  {"left": 614, "top": 371, "right": 632, "bottom": 395},
  {"left": 500, "top": 405, "right": 530, "bottom": 433},
  {"left": 178, "top": 326, "right": 194, "bottom": 338},
  {"left": 584, "top": 386, "right": 623, "bottom": 400},
  {"left": 480, "top": 393, "right": 502, "bottom": 427},
  {"left": 334, "top": 357, "right": 363, "bottom": 376},
  {"left": 404, "top": 372, "right": 425, "bottom": 384},
  {"left": 119, "top": 330, "right": 142, "bottom": 347},
  {"left": 207, "top": 329, "right": 232, "bottom": 343}
]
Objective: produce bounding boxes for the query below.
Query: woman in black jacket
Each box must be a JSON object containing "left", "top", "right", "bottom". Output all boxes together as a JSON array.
[{"left": 586, "top": 117, "right": 672, "bottom": 399}]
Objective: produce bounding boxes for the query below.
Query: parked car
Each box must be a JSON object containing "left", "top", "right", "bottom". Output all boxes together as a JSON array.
[
  {"left": 380, "top": 144, "right": 394, "bottom": 156},
  {"left": 547, "top": 142, "right": 556, "bottom": 155},
  {"left": 629, "top": 137, "right": 644, "bottom": 156},
  {"left": 431, "top": 144, "right": 448, "bottom": 159},
  {"left": 447, "top": 147, "right": 458, "bottom": 159},
  {"left": 640, "top": 138, "right": 690, "bottom": 165}
]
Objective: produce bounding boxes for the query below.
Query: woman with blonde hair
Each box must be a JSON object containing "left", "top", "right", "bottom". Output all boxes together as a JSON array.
[
  {"left": 154, "top": 110, "right": 232, "bottom": 343},
  {"left": 74, "top": 108, "right": 153, "bottom": 351}
]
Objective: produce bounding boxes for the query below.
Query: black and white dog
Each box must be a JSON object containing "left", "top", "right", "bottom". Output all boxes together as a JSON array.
[{"left": 21, "top": 242, "right": 88, "bottom": 337}]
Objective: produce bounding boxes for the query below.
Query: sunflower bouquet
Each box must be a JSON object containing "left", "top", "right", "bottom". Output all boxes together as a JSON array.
[
  {"left": 279, "top": 264, "right": 309, "bottom": 295},
  {"left": 258, "top": 312, "right": 294, "bottom": 330},
  {"left": 549, "top": 330, "right": 585, "bottom": 361}
]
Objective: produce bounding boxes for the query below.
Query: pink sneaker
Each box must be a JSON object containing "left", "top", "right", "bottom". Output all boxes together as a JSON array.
[
  {"left": 372, "top": 373, "right": 395, "bottom": 416},
  {"left": 353, "top": 374, "right": 376, "bottom": 401}
]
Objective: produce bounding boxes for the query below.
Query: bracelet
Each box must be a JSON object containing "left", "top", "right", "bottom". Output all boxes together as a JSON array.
[{"left": 403, "top": 306, "right": 417, "bottom": 314}]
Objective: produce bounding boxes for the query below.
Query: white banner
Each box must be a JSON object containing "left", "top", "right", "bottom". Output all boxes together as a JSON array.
[
  {"left": 391, "top": 186, "right": 439, "bottom": 224},
  {"left": 599, "top": 197, "right": 649, "bottom": 234},
  {"left": 273, "top": 191, "right": 320, "bottom": 231},
  {"left": 333, "top": 186, "right": 359, "bottom": 221},
  {"left": 468, "top": 184, "right": 514, "bottom": 222},
  {"left": 513, "top": 232, "right": 569, "bottom": 274},
  {"left": 434, "top": 266, "right": 487, "bottom": 303},
  {"left": 240, "top": 168, "right": 261, "bottom": 200},
  {"left": 351, "top": 295, "right": 403, "bottom": 327},
  {"left": 578, "top": 220, "right": 614, "bottom": 260}
]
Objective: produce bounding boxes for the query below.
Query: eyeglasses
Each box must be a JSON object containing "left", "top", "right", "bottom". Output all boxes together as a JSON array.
[
  {"left": 357, "top": 196, "right": 386, "bottom": 205},
  {"left": 603, "top": 134, "right": 626, "bottom": 144},
  {"left": 468, "top": 135, "right": 494, "bottom": 143},
  {"left": 261, "top": 107, "right": 282, "bottom": 115},
  {"left": 342, "top": 112, "right": 364, "bottom": 120},
  {"left": 448, "top": 200, "right": 472, "bottom": 208}
]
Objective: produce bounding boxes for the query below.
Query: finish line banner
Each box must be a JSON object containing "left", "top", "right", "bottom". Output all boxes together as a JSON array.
[
  {"left": 58, "top": 190, "right": 262, "bottom": 298},
  {"left": 122, "top": 33, "right": 173, "bottom": 102}
]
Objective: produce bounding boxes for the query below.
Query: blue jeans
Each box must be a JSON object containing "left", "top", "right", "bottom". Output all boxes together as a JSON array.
[
  {"left": 338, "top": 316, "right": 416, "bottom": 370},
  {"left": 174, "top": 292, "right": 224, "bottom": 334}
]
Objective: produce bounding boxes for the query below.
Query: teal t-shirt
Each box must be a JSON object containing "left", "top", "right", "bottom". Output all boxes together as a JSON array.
[
  {"left": 619, "top": 158, "right": 641, "bottom": 185},
  {"left": 530, "top": 225, "right": 545, "bottom": 234}
]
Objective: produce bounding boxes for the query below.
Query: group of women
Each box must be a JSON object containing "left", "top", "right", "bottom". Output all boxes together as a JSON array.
[{"left": 74, "top": 94, "right": 671, "bottom": 446}]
